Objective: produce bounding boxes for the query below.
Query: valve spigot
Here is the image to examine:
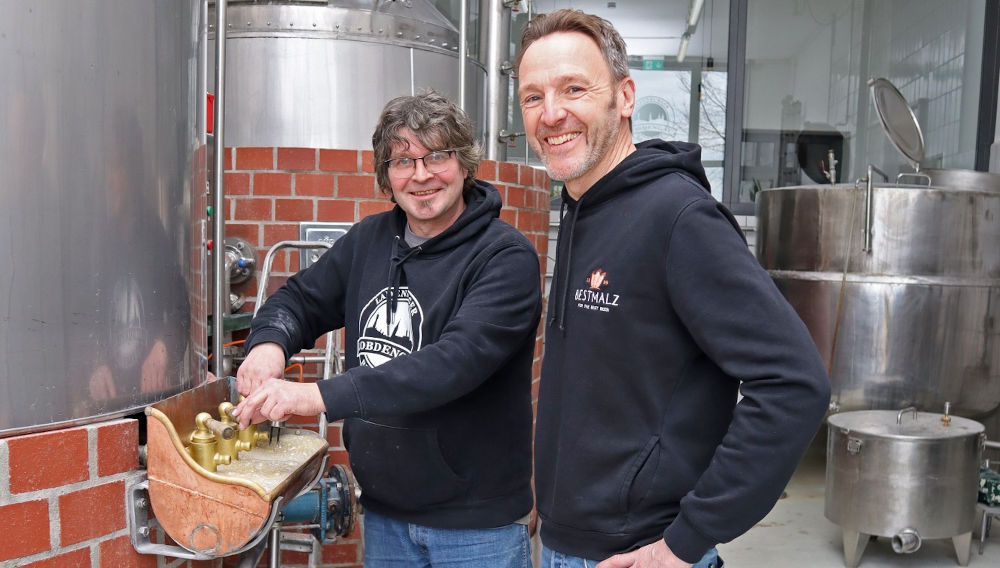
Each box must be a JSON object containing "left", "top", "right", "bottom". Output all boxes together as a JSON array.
[
  {"left": 187, "top": 412, "right": 232, "bottom": 472},
  {"left": 941, "top": 401, "right": 952, "bottom": 426},
  {"left": 231, "top": 396, "right": 270, "bottom": 447},
  {"left": 216, "top": 402, "right": 252, "bottom": 460}
]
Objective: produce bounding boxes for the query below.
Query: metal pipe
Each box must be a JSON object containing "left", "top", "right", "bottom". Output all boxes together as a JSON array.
[
  {"left": 211, "top": 0, "right": 228, "bottom": 378},
  {"left": 863, "top": 164, "right": 888, "bottom": 253},
  {"left": 458, "top": 0, "right": 468, "bottom": 110},
  {"left": 254, "top": 241, "right": 332, "bottom": 314},
  {"left": 234, "top": 539, "right": 268, "bottom": 568},
  {"left": 485, "top": 0, "right": 511, "bottom": 160},
  {"left": 267, "top": 523, "right": 281, "bottom": 568},
  {"left": 891, "top": 528, "right": 921, "bottom": 554}
]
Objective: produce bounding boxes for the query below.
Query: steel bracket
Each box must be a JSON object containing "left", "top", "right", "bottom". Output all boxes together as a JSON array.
[{"left": 126, "top": 474, "right": 283, "bottom": 559}]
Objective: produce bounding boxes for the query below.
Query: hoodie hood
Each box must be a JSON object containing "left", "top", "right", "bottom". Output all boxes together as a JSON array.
[
  {"left": 384, "top": 179, "right": 502, "bottom": 324},
  {"left": 391, "top": 179, "right": 503, "bottom": 255},
  {"left": 566, "top": 139, "right": 710, "bottom": 209},
  {"left": 549, "top": 139, "right": 711, "bottom": 331}
]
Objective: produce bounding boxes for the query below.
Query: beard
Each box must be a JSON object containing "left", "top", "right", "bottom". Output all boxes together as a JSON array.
[{"left": 531, "top": 96, "right": 622, "bottom": 183}]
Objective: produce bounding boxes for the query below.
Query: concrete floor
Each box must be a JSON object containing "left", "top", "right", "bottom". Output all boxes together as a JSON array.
[{"left": 717, "top": 444, "right": 1000, "bottom": 568}]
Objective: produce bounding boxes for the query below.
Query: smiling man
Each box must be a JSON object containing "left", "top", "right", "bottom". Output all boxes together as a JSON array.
[
  {"left": 233, "top": 90, "right": 542, "bottom": 568},
  {"left": 517, "top": 9, "right": 831, "bottom": 568}
]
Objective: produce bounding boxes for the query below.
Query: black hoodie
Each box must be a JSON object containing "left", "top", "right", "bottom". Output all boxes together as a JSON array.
[
  {"left": 245, "top": 180, "right": 542, "bottom": 528},
  {"left": 536, "top": 140, "right": 830, "bottom": 562}
]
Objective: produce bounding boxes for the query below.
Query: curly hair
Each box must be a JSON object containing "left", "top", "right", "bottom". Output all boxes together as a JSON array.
[{"left": 371, "top": 90, "right": 482, "bottom": 195}]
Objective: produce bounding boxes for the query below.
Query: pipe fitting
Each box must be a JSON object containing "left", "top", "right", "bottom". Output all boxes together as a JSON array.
[
  {"left": 187, "top": 412, "right": 233, "bottom": 472},
  {"left": 891, "top": 528, "right": 921, "bottom": 554},
  {"left": 217, "top": 402, "right": 252, "bottom": 460}
]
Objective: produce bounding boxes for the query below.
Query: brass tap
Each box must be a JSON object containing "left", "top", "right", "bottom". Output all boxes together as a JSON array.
[
  {"left": 231, "top": 397, "right": 270, "bottom": 448},
  {"left": 187, "top": 412, "right": 233, "bottom": 472},
  {"left": 240, "top": 423, "right": 271, "bottom": 447},
  {"left": 216, "top": 402, "right": 253, "bottom": 460}
]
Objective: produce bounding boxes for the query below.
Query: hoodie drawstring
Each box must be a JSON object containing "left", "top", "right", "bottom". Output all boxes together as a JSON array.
[
  {"left": 549, "top": 197, "right": 582, "bottom": 333},
  {"left": 547, "top": 200, "right": 568, "bottom": 328},
  {"left": 386, "top": 235, "right": 423, "bottom": 326}
]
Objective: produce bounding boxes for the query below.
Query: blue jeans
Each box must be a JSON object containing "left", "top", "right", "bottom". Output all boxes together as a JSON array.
[
  {"left": 540, "top": 544, "right": 722, "bottom": 568},
  {"left": 363, "top": 510, "right": 530, "bottom": 568}
]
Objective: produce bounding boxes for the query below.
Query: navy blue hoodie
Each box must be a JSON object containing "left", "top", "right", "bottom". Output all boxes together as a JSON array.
[
  {"left": 535, "top": 140, "right": 830, "bottom": 562},
  {"left": 246, "top": 181, "right": 542, "bottom": 528}
]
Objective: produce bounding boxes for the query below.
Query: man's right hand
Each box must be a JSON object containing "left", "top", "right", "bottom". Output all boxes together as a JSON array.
[{"left": 236, "top": 342, "right": 286, "bottom": 395}]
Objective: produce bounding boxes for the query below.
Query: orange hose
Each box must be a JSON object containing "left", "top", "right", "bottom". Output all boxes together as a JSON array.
[
  {"left": 284, "top": 363, "right": 304, "bottom": 383},
  {"left": 205, "top": 339, "right": 247, "bottom": 360}
]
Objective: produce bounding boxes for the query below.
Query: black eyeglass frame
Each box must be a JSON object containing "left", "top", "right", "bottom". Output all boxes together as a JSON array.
[{"left": 383, "top": 149, "right": 459, "bottom": 177}]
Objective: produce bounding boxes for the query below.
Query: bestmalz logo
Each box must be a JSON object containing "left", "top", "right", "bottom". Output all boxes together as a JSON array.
[
  {"left": 575, "top": 267, "right": 620, "bottom": 312},
  {"left": 587, "top": 268, "right": 608, "bottom": 289}
]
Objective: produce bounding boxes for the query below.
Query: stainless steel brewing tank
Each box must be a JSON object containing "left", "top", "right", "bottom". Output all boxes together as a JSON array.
[
  {"left": 756, "top": 183, "right": 1000, "bottom": 417},
  {"left": 825, "top": 409, "right": 983, "bottom": 565},
  {"left": 211, "top": 0, "right": 488, "bottom": 149},
  {"left": 0, "top": 0, "right": 205, "bottom": 436}
]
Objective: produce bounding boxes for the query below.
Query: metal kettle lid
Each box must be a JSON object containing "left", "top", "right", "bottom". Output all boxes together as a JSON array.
[
  {"left": 828, "top": 409, "right": 984, "bottom": 440},
  {"left": 868, "top": 77, "right": 926, "bottom": 170}
]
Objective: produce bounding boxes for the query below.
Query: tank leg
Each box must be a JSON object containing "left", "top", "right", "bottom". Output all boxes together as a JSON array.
[
  {"left": 952, "top": 531, "right": 971, "bottom": 566},
  {"left": 841, "top": 529, "right": 869, "bottom": 567}
]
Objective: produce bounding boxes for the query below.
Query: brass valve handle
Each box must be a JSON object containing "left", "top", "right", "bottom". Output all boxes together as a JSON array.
[
  {"left": 195, "top": 412, "right": 235, "bottom": 440},
  {"left": 205, "top": 417, "right": 235, "bottom": 440},
  {"left": 220, "top": 401, "right": 237, "bottom": 422}
]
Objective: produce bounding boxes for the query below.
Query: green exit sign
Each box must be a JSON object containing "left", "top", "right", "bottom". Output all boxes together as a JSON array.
[{"left": 642, "top": 58, "right": 664, "bottom": 70}]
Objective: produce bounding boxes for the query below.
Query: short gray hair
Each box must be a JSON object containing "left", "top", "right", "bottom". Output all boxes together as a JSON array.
[
  {"left": 514, "top": 9, "right": 630, "bottom": 84},
  {"left": 372, "top": 90, "right": 481, "bottom": 195}
]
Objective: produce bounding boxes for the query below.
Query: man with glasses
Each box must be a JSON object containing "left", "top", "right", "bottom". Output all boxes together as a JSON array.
[{"left": 233, "top": 90, "right": 542, "bottom": 567}]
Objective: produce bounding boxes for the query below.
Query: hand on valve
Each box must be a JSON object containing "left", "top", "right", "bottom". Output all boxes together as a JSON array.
[
  {"left": 235, "top": 342, "right": 287, "bottom": 395},
  {"left": 231, "top": 377, "right": 325, "bottom": 430},
  {"left": 231, "top": 342, "right": 327, "bottom": 430}
]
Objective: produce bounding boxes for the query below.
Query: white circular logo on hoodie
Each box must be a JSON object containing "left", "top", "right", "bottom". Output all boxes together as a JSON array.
[{"left": 357, "top": 286, "right": 423, "bottom": 368}]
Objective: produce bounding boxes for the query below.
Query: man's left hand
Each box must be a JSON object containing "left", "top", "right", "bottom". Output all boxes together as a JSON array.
[
  {"left": 231, "top": 378, "right": 325, "bottom": 429},
  {"left": 595, "top": 540, "right": 692, "bottom": 568}
]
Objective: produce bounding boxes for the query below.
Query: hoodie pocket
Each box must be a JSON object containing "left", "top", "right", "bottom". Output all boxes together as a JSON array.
[
  {"left": 618, "top": 436, "right": 660, "bottom": 511},
  {"left": 345, "top": 419, "right": 469, "bottom": 511}
]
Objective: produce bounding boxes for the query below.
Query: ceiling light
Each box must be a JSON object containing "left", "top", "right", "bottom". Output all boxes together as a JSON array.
[
  {"left": 687, "top": 0, "right": 706, "bottom": 27},
  {"left": 677, "top": 34, "right": 690, "bottom": 63}
]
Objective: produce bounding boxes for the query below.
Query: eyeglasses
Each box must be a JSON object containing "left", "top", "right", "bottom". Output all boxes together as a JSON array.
[{"left": 384, "top": 149, "right": 457, "bottom": 178}]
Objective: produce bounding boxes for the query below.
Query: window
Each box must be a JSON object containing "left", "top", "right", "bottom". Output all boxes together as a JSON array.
[
  {"left": 513, "top": 0, "right": 996, "bottom": 216},
  {"left": 731, "top": 0, "right": 992, "bottom": 214}
]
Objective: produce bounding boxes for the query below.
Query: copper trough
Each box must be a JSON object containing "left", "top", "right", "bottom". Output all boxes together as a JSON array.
[{"left": 133, "top": 378, "right": 329, "bottom": 557}]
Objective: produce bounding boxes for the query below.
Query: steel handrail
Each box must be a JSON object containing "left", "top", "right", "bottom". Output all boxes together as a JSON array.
[{"left": 252, "top": 240, "right": 340, "bottom": 441}]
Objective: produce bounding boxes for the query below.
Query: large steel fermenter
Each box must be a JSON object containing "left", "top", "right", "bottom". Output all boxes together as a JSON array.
[
  {"left": 211, "top": 0, "right": 489, "bottom": 149},
  {"left": 0, "top": 0, "right": 207, "bottom": 436},
  {"left": 756, "top": 182, "right": 1000, "bottom": 418},
  {"left": 758, "top": 78, "right": 1000, "bottom": 421}
]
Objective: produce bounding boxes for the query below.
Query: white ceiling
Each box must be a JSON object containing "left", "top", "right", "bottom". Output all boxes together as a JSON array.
[{"left": 529, "top": 0, "right": 731, "bottom": 59}]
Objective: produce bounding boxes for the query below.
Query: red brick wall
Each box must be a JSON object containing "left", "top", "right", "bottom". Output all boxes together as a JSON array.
[
  {"left": 0, "top": 420, "right": 168, "bottom": 568},
  {"left": 222, "top": 146, "right": 551, "bottom": 567}
]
